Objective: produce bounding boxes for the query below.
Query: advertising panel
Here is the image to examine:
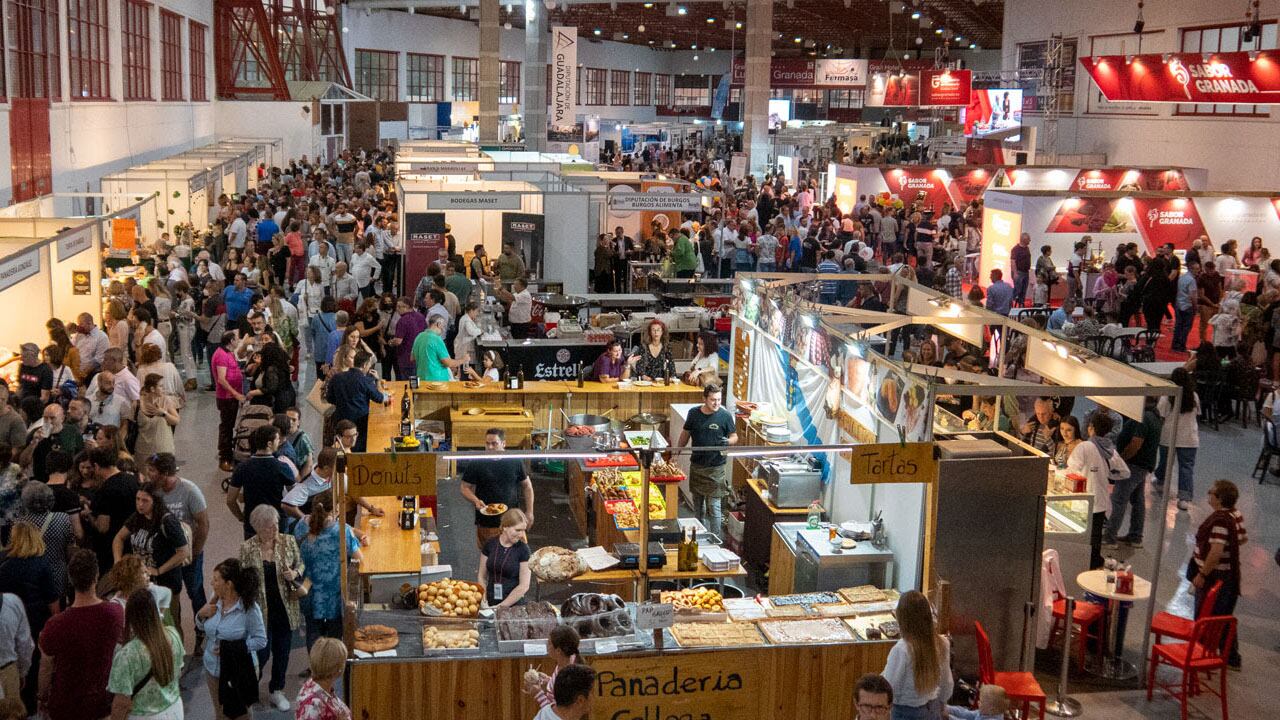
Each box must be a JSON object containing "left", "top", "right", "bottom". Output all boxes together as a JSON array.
[
  {"left": 732, "top": 58, "right": 870, "bottom": 87},
  {"left": 768, "top": 99, "right": 791, "bottom": 130},
  {"left": 880, "top": 168, "right": 953, "bottom": 214},
  {"left": 1131, "top": 198, "right": 1207, "bottom": 250},
  {"left": 550, "top": 26, "right": 577, "bottom": 127},
  {"left": 1080, "top": 51, "right": 1280, "bottom": 104},
  {"left": 403, "top": 212, "right": 446, "bottom": 298},
  {"left": 1044, "top": 198, "right": 1132, "bottom": 234},
  {"left": 981, "top": 206, "right": 1023, "bottom": 285},
  {"left": 963, "top": 88, "right": 1023, "bottom": 135},
  {"left": 814, "top": 59, "right": 869, "bottom": 87},
  {"left": 919, "top": 69, "right": 972, "bottom": 107},
  {"left": 865, "top": 72, "right": 920, "bottom": 107}
]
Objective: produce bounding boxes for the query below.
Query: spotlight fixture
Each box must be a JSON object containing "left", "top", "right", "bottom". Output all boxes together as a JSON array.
[
  {"left": 706, "top": 16, "right": 715, "bottom": 23},
  {"left": 1133, "top": 0, "right": 1144, "bottom": 33},
  {"left": 693, "top": 54, "right": 700, "bottom": 60},
  {"left": 911, "top": 11, "right": 921, "bottom": 19},
  {"left": 794, "top": 36, "right": 802, "bottom": 43},
  {"left": 735, "top": 21, "right": 743, "bottom": 29},
  {"left": 638, "top": 23, "right": 645, "bottom": 32},
  {"left": 593, "top": 28, "right": 602, "bottom": 35},
  {"left": 676, "top": 4, "right": 687, "bottom": 14},
  {"left": 969, "top": 43, "right": 977, "bottom": 50},
  {"left": 915, "top": 36, "right": 923, "bottom": 45}
]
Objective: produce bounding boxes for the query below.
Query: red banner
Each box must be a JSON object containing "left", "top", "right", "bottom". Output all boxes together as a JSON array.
[
  {"left": 866, "top": 72, "right": 920, "bottom": 107},
  {"left": 881, "top": 168, "right": 951, "bottom": 214},
  {"left": 731, "top": 58, "right": 815, "bottom": 87},
  {"left": 1044, "top": 198, "right": 1134, "bottom": 234},
  {"left": 1080, "top": 51, "right": 1280, "bottom": 104},
  {"left": 1070, "top": 168, "right": 1191, "bottom": 192},
  {"left": 1132, "top": 198, "right": 1207, "bottom": 250},
  {"left": 920, "top": 69, "right": 972, "bottom": 107},
  {"left": 946, "top": 168, "right": 994, "bottom": 206}
]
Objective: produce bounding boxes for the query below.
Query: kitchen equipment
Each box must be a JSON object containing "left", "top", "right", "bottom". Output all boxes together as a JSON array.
[
  {"left": 614, "top": 541, "right": 667, "bottom": 569},
  {"left": 565, "top": 413, "right": 624, "bottom": 450},
  {"left": 757, "top": 456, "right": 823, "bottom": 509},
  {"left": 624, "top": 413, "right": 668, "bottom": 432},
  {"left": 566, "top": 414, "right": 623, "bottom": 434},
  {"left": 645, "top": 518, "right": 684, "bottom": 544},
  {"left": 778, "top": 523, "right": 895, "bottom": 594}
]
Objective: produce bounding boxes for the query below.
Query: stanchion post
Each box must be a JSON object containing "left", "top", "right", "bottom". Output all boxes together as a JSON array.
[{"left": 1046, "top": 596, "right": 1083, "bottom": 718}]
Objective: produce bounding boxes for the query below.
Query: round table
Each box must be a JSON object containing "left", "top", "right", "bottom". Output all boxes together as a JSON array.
[{"left": 1076, "top": 569, "right": 1152, "bottom": 681}]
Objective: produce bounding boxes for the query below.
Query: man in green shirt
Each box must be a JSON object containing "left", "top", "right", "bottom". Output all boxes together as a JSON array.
[
  {"left": 494, "top": 244, "right": 526, "bottom": 284},
  {"left": 412, "top": 315, "right": 469, "bottom": 381},
  {"left": 672, "top": 230, "right": 698, "bottom": 278},
  {"left": 445, "top": 260, "right": 474, "bottom": 304}
]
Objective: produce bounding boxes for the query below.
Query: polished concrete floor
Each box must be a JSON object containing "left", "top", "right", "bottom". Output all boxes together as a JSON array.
[{"left": 169, "top": 372, "right": 1279, "bottom": 719}]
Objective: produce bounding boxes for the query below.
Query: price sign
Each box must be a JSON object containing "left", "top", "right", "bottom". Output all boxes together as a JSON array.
[
  {"left": 636, "top": 603, "right": 674, "bottom": 630},
  {"left": 595, "top": 639, "right": 619, "bottom": 654},
  {"left": 523, "top": 642, "right": 547, "bottom": 656}
]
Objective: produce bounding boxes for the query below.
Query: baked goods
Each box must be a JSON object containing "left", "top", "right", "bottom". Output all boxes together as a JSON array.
[
  {"left": 497, "top": 602, "right": 560, "bottom": 642},
  {"left": 422, "top": 625, "right": 480, "bottom": 650},
  {"left": 530, "top": 547, "right": 585, "bottom": 583},
  {"left": 758, "top": 619, "right": 855, "bottom": 645},
  {"left": 769, "top": 592, "right": 844, "bottom": 607},
  {"left": 838, "top": 585, "right": 888, "bottom": 604},
  {"left": 660, "top": 587, "right": 724, "bottom": 612},
  {"left": 723, "top": 597, "right": 768, "bottom": 622},
  {"left": 764, "top": 604, "right": 808, "bottom": 619},
  {"left": 480, "top": 503, "right": 508, "bottom": 516},
  {"left": 651, "top": 457, "right": 685, "bottom": 479},
  {"left": 418, "top": 579, "right": 485, "bottom": 617},
  {"left": 814, "top": 604, "right": 859, "bottom": 618},
  {"left": 671, "top": 622, "right": 764, "bottom": 648},
  {"left": 560, "top": 593, "right": 635, "bottom": 638},
  {"left": 353, "top": 625, "right": 398, "bottom": 653},
  {"left": 613, "top": 504, "right": 639, "bottom": 529}
]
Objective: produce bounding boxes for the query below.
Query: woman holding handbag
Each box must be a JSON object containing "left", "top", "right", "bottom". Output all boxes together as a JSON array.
[{"left": 239, "top": 505, "right": 305, "bottom": 713}]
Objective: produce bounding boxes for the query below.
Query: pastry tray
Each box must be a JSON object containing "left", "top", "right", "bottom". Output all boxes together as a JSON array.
[{"left": 757, "top": 618, "right": 855, "bottom": 645}]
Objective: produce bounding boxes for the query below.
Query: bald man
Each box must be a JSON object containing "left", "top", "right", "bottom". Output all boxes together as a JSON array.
[{"left": 74, "top": 312, "right": 111, "bottom": 379}]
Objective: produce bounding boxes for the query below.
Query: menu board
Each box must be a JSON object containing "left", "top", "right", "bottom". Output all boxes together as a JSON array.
[{"left": 732, "top": 325, "right": 752, "bottom": 401}]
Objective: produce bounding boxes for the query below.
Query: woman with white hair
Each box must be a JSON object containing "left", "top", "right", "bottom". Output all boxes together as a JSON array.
[
  {"left": 238, "top": 504, "right": 305, "bottom": 713},
  {"left": 14, "top": 482, "right": 75, "bottom": 600}
]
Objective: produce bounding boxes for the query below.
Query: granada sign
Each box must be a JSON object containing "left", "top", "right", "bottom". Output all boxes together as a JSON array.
[
  {"left": 1080, "top": 51, "right": 1280, "bottom": 104},
  {"left": 919, "top": 69, "right": 972, "bottom": 107}
]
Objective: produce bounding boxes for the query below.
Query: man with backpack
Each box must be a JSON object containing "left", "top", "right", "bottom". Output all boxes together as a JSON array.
[{"left": 147, "top": 452, "right": 209, "bottom": 653}]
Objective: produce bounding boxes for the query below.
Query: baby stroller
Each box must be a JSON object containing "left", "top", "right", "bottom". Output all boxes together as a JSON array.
[{"left": 232, "top": 402, "right": 276, "bottom": 463}]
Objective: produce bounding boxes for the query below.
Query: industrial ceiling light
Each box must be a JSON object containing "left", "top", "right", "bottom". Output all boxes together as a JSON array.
[
  {"left": 968, "top": 42, "right": 977, "bottom": 49},
  {"left": 735, "top": 21, "right": 743, "bottom": 29},
  {"left": 677, "top": 4, "right": 687, "bottom": 15},
  {"left": 1132, "top": 0, "right": 1145, "bottom": 33},
  {"left": 638, "top": 23, "right": 645, "bottom": 31},
  {"left": 593, "top": 28, "right": 602, "bottom": 35},
  {"left": 693, "top": 54, "right": 700, "bottom": 60},
  {"left": 915, "top": 36, "right": 923, "bottom": 45},
  {"left": 706, "top": 16, "right": 715, "bottom": 23},
  {"left": 794, "top": 36, "right": 802, "bottom": 43}
]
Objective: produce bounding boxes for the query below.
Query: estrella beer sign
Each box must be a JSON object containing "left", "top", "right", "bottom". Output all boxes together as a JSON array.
[{"left": 1081, "top": 51, "right": 1280, "bottom": 104}]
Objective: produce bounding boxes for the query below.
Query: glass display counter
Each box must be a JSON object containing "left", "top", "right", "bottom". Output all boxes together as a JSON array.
[{"left": 1047, "top": 469, "right": 1093, "bottom": 535}]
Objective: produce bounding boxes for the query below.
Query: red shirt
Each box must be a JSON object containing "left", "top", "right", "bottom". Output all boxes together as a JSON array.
[{"left": 39, "top": 601, "right": 124, "bottom": 720}]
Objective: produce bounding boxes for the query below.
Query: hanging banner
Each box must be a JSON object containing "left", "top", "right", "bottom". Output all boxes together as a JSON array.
[
  {"left": 550, "top": 26, "right": 578, "bottom": 127},
  {"left": 711, "top": 72, "right": 732, "bottom": 120},
  {"left": 919, "top": 69, "right": 972, "bottom": 107},
  {"left": 1080, "top": 51, "right": 1280, "bottom": 104},
  {"left": 405, "top": 160, "right": 483, "bottom": 176},
  {"left": 1070, "top": 168, "right": 1189, "bottom": 192},
  {"left": 111, "top": 218, "right": 138, "bottom": 251},
  {"left": 730, "top": 57, "right": 869, "bottom": 87},
  {"left": 56, "top": 226, "right": 93, "bottom": 261},
  {"left": 500, "top": 212, "right": 545, "bottom": 277},
  {"left": 1131, "top": 197, "right": 1207, "bottom": 249},
  {"left": 865, "top": 72, "right": 920, "bottom": 107},
  {"left": 814, "top": 59, "right": 869, "bottom": 87},
  {"left": 403, "top": 212, "right": 446, "bottom": 302}
]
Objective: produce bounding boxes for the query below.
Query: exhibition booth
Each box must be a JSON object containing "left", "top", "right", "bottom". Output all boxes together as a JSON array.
[
  {"left": 823, "top": 163, "right": 1208, "bottom": 216},
  {"left": 980, "top": 189, "right": 1280, "bottom": 288},
  {"left": 333, "top": 272, "right": 1177, "bottom": 719},
  {"left": 0, "top": 193, "right": 157, "bottom": 360},
  {"left": 100, "top": 142, "right": 265, "bottom": 229}
]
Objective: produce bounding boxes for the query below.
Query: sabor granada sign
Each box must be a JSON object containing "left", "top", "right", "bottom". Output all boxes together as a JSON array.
[{"left": 1081, "top": 51, "right": 1280, "bottom": 104}]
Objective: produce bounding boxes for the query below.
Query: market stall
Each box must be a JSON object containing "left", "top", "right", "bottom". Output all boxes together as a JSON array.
[{"left": 980, "top": 189, "right": 1280, "bottom": 291}]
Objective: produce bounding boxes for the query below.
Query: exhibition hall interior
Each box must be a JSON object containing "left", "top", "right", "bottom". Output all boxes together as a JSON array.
[{"left": 0, "top": 0, "right": 1276, "bottom": 718}]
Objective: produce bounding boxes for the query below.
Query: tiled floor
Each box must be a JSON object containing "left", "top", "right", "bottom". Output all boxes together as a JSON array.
[{"left": 171, "top": 370, "right": 1278, "bottom": 719}]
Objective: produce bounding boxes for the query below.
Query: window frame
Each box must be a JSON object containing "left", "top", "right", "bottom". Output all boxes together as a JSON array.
[
  {"left": 634, "top": 71, "right": 651, "bottom": 105},
  {"left": 1175, "top": 21, "right": 1278, "bottom": 118},
  {"left": 407, "top": 52, "right": 444, "bottom": 102},
  {"left": 499, "top": 59, "right": 520, "bottom": 105},
  {"left": 11, "top": 0, "right": 61, "bottom": 99},
  {"left": 452, "top": 56, "right": 478, "bottom": 102},
  {"left": 355, "top": 48, "right": 398, "bottom": 102},
  {"left": 188, "top": 20, "right": 206, "bottom": 101},
  {"left": 121, "top": 0, "right": 152, "bottom": 101},
  {"left": 584, "top": 67, "right": 607, "bottom": 106},
  {"left": 655, "top": 73, "right": 671, "bottom": 106},
  {"left": 67, "top": 0, "right": 110, "bottom": 100},
  {"left": 159, "top": 9, "right": 183, "bottom": 101},
  {"left": 610, "top": 69, "right": 630, "bottom": 106}
]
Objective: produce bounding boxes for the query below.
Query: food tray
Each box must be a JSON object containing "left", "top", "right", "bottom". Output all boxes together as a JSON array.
[
  {"left": 848, "top": 600, "right": 899, "bottom": 616},
  {"left": 723, "top": 597, "right": 769, "bottom": 622},
  {"left": 763, "top": 605, "right": 809, "bottom": 619},
  {"left": 769, "top": 592, "right": 844, "bottom": 607},
  {"left": 838, "top": 585, "right": 889, "bottom": 604},
  {"left": 844, "top": 614, "right": 899, "bottom": 641},
  {"left": 623, "top": 431, "right": 668, "bottom": 449},
  {"left": 584, "top": 454, "right": 639, "bottom": 468},
  {"left": 421, "top": 622, "right": 482, "bottom": 653},
  {"left": 758, "top": 618, "right": 855, "bottom": 645},
  {"left": 814, "top": 604, "right": 860, "bottom": 618},
  {"left": 670, "top": 622, "right": 765, "bottom": 648}
]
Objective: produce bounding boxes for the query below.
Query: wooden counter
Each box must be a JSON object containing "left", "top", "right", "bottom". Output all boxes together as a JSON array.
[
  {"left": 350, "top": 642, "right": 893, "bottom": 720},
  {"left": 414, "top": 380, "right": 703, "bottom": 431},
  {"left": 356, "top": 496, "right": 434, "bottom": 576}
]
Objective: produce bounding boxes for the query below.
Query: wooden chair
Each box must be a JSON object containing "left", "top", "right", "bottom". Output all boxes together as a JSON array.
[
  {"left": 1147, "top": 615, "right": 1236, "bottom": 720},
  {"left": 976, "top": 621, "right": 1046, "bottom": 720}
]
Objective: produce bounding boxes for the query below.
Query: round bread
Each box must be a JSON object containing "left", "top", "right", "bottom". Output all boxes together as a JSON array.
[{"left": 354, "top": 624, "right": 399, "bottom": 652}]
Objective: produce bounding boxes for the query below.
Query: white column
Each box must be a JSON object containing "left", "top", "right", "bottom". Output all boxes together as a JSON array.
[
  {"left": 522, "top": 1, "right": 547, "bottom": 150},
  {"left": 478, "top": 0, "right": 500, "bottom": 145},
  {"left": 742, "top": 0, "right": 772, "bottom": 176}
]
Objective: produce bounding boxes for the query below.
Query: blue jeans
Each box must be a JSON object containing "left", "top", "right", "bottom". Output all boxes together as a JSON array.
[
  {"left": 1013, "top": 271, "right": 1030, "bottom": 306},
  {"left": 1108, "top": 468, "right": 1148, "bottom": 541},
  {"left": 1155, "top": 446, "right": 1198, "bottom": 501},
  {"left": 757, "top": 262, "right": 776, "bottom": 273},
  {"left": 257, "top": 612, "right": 294, "bottom": 692},
  {"left": 1172, "top": 305, "right": 1196, "bottom": 350},
  {"left": 1195, "top": 578, "right": 1241, "bottom": 665},
  {"left": 180, "top": 553, "right": 208, "bottom": 629}
]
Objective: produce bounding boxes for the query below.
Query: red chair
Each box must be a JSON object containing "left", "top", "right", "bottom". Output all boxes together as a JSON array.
[
  {"left": 1151, "top": 581, "right": 1222, "bottom": 645},
  {"left": 1147, "top": 615, "right": 1236, "bottom": 720},
  {"left": 976, "top": 621, "right": 1046, "bottom": 720},
  {"left": 1050, "top": 595, "right": 1105, "bottom": 670}
]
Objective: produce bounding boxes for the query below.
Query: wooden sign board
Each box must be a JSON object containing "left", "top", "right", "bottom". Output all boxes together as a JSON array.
[
  {"left": 591, "top": 649, "right": 762, "bottom": 720},
  {"left": 849, "top": 442, "right": 937, "bottom": 485},
  {"left": 344, "top": 452, "right": 437, "bottom": 498}
]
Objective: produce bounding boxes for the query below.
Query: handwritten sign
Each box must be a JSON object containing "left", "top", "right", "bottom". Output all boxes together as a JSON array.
[
  {"left": 849, "top": 442, "right": 937, "bottom": 485},
  {"left": 635, "top": 603, "right": 674, "bottom": 630},
  {"left": 344, "top": 452, "right": 437, "bottom": 498},
  {"left": 111, "top": 218, "right": 137, "bottom": 251},
  {"left": 592, "top": 650, "right": 761, "bottom": 720}
]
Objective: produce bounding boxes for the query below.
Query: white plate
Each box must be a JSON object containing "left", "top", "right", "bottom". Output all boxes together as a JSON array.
[{"left": 633, "top": 380, "right": 654, "bottom": 387}]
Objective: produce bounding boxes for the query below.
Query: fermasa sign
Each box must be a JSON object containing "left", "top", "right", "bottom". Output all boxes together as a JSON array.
[
  {"left": 849, "top": 442, "right": 937, "bottom": 484},
  {"left": 592, "top": 651, "right": 759, "bottom": 720},
  {"left": 344, "top": 453, "right": 436, "bottom": 498}
]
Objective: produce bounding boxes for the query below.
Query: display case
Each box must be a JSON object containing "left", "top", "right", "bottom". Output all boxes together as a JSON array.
[{"left": 1046, "top": 469, "right": 1095, "bottom": 536}]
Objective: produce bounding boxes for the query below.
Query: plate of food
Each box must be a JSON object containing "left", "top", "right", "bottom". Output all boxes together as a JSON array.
[
  {"left": 353, "top": 624, "right": 399, "bottom": 653},
  {"left": 465, "top": 407, "right": 485, "bottom": 416},
  {"left": 463, "top": 381, "right": 484, "bottom": 389},
  {"left": 633, "top": 380, "right": 654, "bottom": 387},
  {"left": 480, "top": 503, "right": 508, "bottom": 516},
  {"left": 424, "top": 381, "right": 447, "bottom": 390}
]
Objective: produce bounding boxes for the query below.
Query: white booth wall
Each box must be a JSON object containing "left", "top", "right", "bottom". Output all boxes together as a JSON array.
[
  {"left": 543, "top": 193, "right": 592, "bottom": 294},
  {"left": 0, "top": 220, "right": 103, "bottom": 352},
  {"left": 399, "top": 180, "right": 543, "bottom": 267}
]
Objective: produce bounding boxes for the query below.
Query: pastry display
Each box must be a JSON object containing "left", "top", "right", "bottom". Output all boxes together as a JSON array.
[
  {"left": 723, "top": 597, "right": 768, "bottom": 622},
  {"left": 670, "top": 622, "right": 764, "bottom": 648},
  {"left": 838, "top": 586, "right": 888, "bottom": 604},
  {"left": 764, "top": 604, "right": 808, "bottom": 619},
  {"left": 769, "top": 592, "right": 844, "bottom": 607},
  {"left": 758, "top": 619, "right": 855, "bottom": 645},
  {"left": 529, "top": 547, "right": 586, "bottom": 583},
  {"left": 660, "top": 587, "right": 724, "bottom": 612},
  {"left": 422, "top": 625, "right": 480, "bottom": 650},
  {"left": 814, "top": 604, "right": 859, "bottom": 618},
  {"left": 353, "top": 625, "right": 399, "bottom": 653},
  {"left": 559, "top": 593, "right": 635, "bottom": 638},
  {"left": 497, "top": 602, "right": 560, "bottom": 642},
  {"left": 613, "top": 504, "right": 640, "bottom": 529},
  {"left": 418, "top": 579, "right": 485, "bottom": 617}
]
